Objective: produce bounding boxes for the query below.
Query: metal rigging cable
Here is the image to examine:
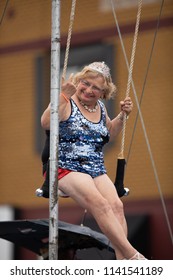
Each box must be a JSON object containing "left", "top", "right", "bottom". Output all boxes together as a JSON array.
[
  {"left": 110, "top": 0, "right": 173, "bottom": 244},
  {"left": 0, "top": 0, "right": 10, "bottom": 25}
]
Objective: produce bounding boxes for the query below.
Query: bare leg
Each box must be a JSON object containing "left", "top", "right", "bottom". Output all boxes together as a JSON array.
[
  {"left": 94, "top": 174, "right": 128, "bottom": 259},
  {"left": 59, "top": 172, "right": 140, "bottom": 259}
]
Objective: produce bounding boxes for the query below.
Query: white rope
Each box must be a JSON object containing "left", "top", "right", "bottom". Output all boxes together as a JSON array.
[
  {"left": 119, "top": 0, "right": 142, "bottom": 158},
  {"left": 111, "top": 0, "right": 173, "bottom": 244},
  {"left": 62, "top": 0, "right": 76, "bottom": 80}
]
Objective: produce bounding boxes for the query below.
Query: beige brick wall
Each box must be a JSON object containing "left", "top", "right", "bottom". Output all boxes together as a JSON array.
[{"left": 0, "top": 0, "right": 172, "bottom": 207}]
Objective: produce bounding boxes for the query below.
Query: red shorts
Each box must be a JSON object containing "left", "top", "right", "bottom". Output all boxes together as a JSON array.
[
  {"left": 58, "top": 168, "right": 72, "bottom": 180},
  {"left": 44, "top": 168, "right": 72, "bottom": 180}
]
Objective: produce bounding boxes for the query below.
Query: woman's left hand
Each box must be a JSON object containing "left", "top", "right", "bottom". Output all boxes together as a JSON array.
[{"left": 120, "top": 97, "right": 133, "bottom": 117}]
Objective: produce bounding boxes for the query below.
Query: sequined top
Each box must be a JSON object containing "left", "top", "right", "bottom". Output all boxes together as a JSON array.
[{"left": 59, "top": 99, "right": 110, "bottom": 178}]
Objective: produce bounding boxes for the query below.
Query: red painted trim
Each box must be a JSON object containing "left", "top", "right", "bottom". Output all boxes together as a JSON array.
[{"left": 0, "top": 16, "right": 172, "bottom": 55}]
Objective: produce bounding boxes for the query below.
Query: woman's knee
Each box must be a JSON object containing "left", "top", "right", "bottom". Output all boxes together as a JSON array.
[
  {"left": 111, "top": 198, "right": 124, "bottom": 218},
  {"left": 87, "top": 196, "right": 112, "bottom": 216}
]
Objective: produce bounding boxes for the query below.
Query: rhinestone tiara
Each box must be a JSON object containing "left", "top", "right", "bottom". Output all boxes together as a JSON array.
[{"left": 87, "top": 61, "right": 111, "bottom": 78}]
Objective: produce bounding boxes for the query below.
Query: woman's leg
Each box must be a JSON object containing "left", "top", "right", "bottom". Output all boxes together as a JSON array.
[
  {"left": 94, "top": 174, "right": 128, "bottom": 259},
  {"left": 59, "top": 172, "right": 140, "bottom": 259}
]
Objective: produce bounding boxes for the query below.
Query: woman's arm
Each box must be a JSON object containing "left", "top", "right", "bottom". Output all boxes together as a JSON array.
[
  {"left": 41, "top": 103, "right": 51, "bottom": 130},
  {"left": 106, "top": 97, "right": 133, "bottom": 141},
  {"left": 41, "top": 78, "right": 76, "bottom": 129}
]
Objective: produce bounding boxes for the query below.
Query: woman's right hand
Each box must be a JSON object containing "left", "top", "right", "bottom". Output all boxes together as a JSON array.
[{"left": 61, "top": 75, "right": 76, "bottom": 99}]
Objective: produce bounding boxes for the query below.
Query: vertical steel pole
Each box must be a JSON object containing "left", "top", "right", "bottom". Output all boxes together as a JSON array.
[{"left": 49, "top": 0, "right": 60, "bottom": 260}]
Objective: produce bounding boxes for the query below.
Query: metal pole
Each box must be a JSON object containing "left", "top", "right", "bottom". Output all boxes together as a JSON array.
[{"left": 49, "top": 0, "right": 61, "bottom": 260}]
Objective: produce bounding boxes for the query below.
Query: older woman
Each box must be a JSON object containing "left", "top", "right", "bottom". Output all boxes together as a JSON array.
[{"left": 41, "top": 62, "right": 146, "bottom": 260}]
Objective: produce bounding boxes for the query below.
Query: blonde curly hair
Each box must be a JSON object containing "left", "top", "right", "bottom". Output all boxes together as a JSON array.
[{"left": 72, "top": 63, "right": 117, "bottom": 100}]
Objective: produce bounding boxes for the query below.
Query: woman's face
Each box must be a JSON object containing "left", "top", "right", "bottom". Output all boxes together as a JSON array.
[{"left": 76, "top": 75, "right": 105, "bottom": 105}]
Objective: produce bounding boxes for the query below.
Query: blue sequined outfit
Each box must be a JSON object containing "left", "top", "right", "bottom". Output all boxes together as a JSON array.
[{"left": 59, "top": 99, "right": 110, "bottom": 178}]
